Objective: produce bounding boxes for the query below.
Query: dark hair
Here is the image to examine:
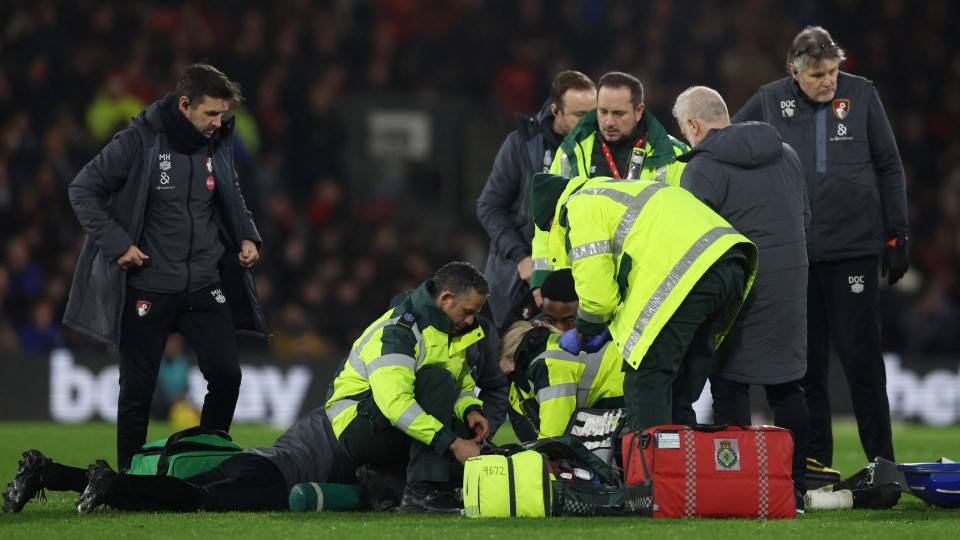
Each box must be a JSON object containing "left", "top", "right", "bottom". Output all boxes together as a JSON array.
[
  {"left": 433, "top": 261, "right": 490, "bottom": 299},
  {"left": 597, "top": 72, "right": 644, "bottom": 108},
  {"left": 550, "top": 70, "right": 596, "bottom": 112},
  {"left": 787, "top": 26, "right": 845, "bottom": 74},
  {"left": 540, "top": 268, "right": 577, "bottom": 303},
  {"left": 174, "top": 63, "right": 243, "bottom": 107}
]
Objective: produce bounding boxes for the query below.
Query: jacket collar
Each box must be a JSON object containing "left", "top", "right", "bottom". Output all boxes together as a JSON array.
[
  {"left": 561, "top": 108, "right": 680, "bottom": 170},
  {"left": 408, "top": 279, "right": 454, "bottom": 335}
]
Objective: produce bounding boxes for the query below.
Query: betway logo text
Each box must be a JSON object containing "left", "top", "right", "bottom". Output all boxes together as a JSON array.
[{"left": 49, "top": 350, "right": 311, "bottom": 426}]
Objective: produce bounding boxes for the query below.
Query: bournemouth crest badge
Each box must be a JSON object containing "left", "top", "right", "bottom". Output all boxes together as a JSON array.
[
  {"left": 832, "top": 99, "right": 850, "bottom": 119},
  {"left": 715, "top": 439, "right": 741, "bottom": 470},
  {"left": 136, "top": 301, "right": 151, "bottom": 318}
]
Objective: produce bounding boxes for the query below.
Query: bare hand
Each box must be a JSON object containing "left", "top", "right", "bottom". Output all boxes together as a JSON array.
[
  {"left": 517, "top": 256, "right": 533, "bottom": 283},
  {"left": 117, "top": 245, "right": 149, "bottom": 270},
  {"left": 466, "top": 410, "right": 489, "bottom": 442},
  {"left": 239, "top": 239, "right": 260, "bottom": 268},
  {"left": 449, "top": 437, "right": 481, "bottom": 464}
]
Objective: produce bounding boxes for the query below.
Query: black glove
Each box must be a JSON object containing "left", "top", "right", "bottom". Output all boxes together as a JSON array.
[{"left": 881, "top": 242, "right": 909, "bottom": 285}]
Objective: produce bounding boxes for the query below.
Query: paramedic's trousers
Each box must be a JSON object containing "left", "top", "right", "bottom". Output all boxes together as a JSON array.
[{"left": 623, "top": 258, "right": 746, "bottom": 432}]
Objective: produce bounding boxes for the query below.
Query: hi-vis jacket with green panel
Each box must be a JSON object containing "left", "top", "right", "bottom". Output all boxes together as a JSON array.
[
  {"left": 526, "top": 335, "right": 625, "bottom": 439},
  {"left": 530, "top": 109, "right": 688, "bottom": 289},
  {"left": 325, "top": 280, "right": 484, "bottom": 453},
  {"left": 562, "top": 177, "right": 758, "bottom": 370}
]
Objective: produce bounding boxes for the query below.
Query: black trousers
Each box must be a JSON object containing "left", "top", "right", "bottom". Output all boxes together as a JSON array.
[
  {"left": 710, "top": 376, "right": 809, "bottom": 494},
  {"left": 117, "top": 284, "right": 241, "bottom": 470},
  {"left": 38, "top": 453, "right": 286, "bottom": 512},
  {"left": 623, "top": 258, "right": 747, "bottom": 432},
  {"left": 337, "top": 366, "right": 466, "bottom": 499},
  {"left": 803, "top": 257, "right": 894, "bottom": 466}
]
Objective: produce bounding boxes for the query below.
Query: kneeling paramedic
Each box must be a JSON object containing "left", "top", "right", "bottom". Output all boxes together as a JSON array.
[
  {"left": 529, "top": 173, "right": 758, "bottom": 433},
  {"left": 326, "top": 262, "right": 491, "bottom": 514}
]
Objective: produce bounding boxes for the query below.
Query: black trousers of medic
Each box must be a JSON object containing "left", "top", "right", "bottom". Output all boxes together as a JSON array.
[{"left": 117, "top": 283, "right": 241, "bottom": 470}]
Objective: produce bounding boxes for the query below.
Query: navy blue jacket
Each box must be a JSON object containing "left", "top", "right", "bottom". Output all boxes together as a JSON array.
[
  {"left": 477, "top": 100, "right": 560, "bottom": 328},
  {"left": 732, "top": 73, "right": 908, "bottom": 262},
  {"left": 64, "top": 98, "right": 265, "bottom": 346}
]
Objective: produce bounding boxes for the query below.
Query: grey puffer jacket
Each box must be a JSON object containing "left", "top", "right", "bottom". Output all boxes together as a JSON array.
[{"left": 679, "top": 121, "right": 809, "bottom": 384}]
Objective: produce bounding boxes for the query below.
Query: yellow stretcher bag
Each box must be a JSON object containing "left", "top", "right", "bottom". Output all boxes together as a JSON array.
[{"left": 463, "top": 450, "right": 551, "bottom": 517}]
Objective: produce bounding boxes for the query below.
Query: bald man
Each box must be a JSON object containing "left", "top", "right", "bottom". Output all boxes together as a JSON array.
[{"left": 673, "top": 86, "right": 810, "bottom": 512}]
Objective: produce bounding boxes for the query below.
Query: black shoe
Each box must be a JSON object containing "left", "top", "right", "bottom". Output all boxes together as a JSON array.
[
  {"left": 398, "top": 482, "right": 462, "bottom": 515},
  {"left": 356, "top": 464, "right": 399, "bottom": 512},
  {"left": 831, "top": 466, "right": 872, "bottom": 492},
  {"left": 851, "top": 482, "right": 901, "bottom": 510},
  {"left": 3, "top": 450, "right": 51, "bottom": 513},
  {"left": 795, "top": 489, "right": 805, "bottom": 515},
  {"left": 76, "top": 460, "right": 115, "bottom": 515}
]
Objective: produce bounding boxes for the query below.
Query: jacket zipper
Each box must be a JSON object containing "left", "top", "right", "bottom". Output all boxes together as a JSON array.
[{"left": 185, "top": 157, "right": 194, "bottom": 293}]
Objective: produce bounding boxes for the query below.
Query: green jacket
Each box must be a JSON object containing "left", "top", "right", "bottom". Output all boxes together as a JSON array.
[
  {"left": 326, "top": 280, "right": 485, "bottom": 453},
  {"left": 531, "top": 110, "right": 689, "bottom": 288},
  {"left": 527, "top": 336, "right": 625, "bottom": 439},
  {"left": 563, "top": 177, "right": 758, "bottom": 369}
]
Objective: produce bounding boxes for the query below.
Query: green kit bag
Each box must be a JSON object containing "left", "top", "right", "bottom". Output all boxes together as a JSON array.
[
  {"left": 463, "top": 450, "right": 552, "bottom": 517},
  {"left": 127, "top": 426, "right": 245, "bottom": 478}
]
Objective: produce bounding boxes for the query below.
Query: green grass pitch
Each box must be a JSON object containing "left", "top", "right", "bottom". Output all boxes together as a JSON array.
[{"left": 1, "top": 419, "right": 959, "bottom": 539}]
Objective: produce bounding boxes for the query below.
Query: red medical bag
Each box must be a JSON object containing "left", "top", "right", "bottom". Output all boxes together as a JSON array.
[{"left": 622, "top": 424, "right": 795, "bottom": 519}]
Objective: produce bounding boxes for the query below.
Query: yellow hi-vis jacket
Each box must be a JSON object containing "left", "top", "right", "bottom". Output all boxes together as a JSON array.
[
  {"left": 562, "top": 177, "right": 758, "bottom": 369},
  {"left": 526, "top": 336, "right": 625, "bottom": 439},
  {"left": 325, "top": 280, "right": 485, "bottom": 452},
  {"left": 530, "top": 109, "right": 688, "bottom": 289}
]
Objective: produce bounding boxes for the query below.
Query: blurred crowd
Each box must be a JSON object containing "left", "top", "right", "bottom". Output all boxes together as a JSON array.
[{"left": 1, "top": 0, "right": 958, "bottom": 358}]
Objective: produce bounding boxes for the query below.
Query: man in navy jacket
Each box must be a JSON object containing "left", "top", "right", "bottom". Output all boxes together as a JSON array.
[
  {"left": 733, "top": 27, "right": 908, "bottom": 471},
  {"left": 64, "top": 63, "right": 266, "bottom": 470}
]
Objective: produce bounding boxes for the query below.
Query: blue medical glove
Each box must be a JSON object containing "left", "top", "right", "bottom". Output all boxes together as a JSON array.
[
  {"left": 583, "top": 328, "right": 612, "bottom": 353},
  {"left": 558, "top": 329, "right": 585, "bottom": 354}
]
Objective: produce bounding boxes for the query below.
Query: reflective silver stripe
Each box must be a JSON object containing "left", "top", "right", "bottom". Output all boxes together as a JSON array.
[
  {"left": 347, "top": 349, "right": 367, "bottom": 378},
  {"left": 569, "top": 239, "right": 611, "bottom": 262},
  {"left": 655, "top": 166, "right": 667, "bottom": 182},
  {"left": 567, "top": 187, "right": 634, "bottom": 206},
  {"left": 356, "top": 317, "right": 398, "bottom": 351},
  {"left": 612, "top": 183, "right": 668, "bottom": 261},
  {"left": 622, "top": 227, "right": 738, "bottom": 360},
  {"left": 413, "top": 323, "right": 427, "bottom": 368},
  {"left": 456, "top": 391, "right": 475, "bottom": 403},
  {"left": 537, "top": 382, "right": 577, "bottom": 403},
  {"left": 326, "top": 398, "right": 359, "bottom": 422},
  {"left": 576, "top": 344, "right": 608, "bottom": 408},
  {"left": 395, "top": 402, "right": 426, "bottom": 431},
  {"left": 559, "top": 153, "right": 571, "bottom": 177},
  {"left": 368, "top": 353, "right": 415, "bottom": 375},
  {"left": 532, "top": 257, "right": 554, "bottom": 272},
  {"left": 577, "top": 306, "right": 609, "bottom": 324},
  {"left": 534, "top": 349, "right": 585, "bottom": 364}
]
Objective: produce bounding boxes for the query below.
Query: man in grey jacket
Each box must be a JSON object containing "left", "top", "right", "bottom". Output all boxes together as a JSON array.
[
  {"left": 64, "top": 63, "right": 266, "bottom": 471},
  {"left": 476, "top": 71, "right": 595, "bottom": 335},
  {"left": 732, "top": 27, "right": 908, "bottom": 471},
  {"left": 674, "top": 86, "right": 810, "bottom": 510}
]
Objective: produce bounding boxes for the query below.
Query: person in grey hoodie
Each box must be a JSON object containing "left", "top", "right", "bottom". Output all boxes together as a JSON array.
[
  {"left": 673, "top": 86, "right": 810, "bottom": 509},
  {"left": 64, "top": 64, "right": 266, "bottom": 471}
]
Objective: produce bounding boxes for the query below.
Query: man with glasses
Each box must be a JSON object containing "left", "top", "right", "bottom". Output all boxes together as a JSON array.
[{"left": 733, "top": 26, "right": 908, "bottom": 474}]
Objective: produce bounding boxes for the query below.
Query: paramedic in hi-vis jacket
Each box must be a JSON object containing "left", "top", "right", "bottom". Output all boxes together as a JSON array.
[
  {"left": 497, "top": 321, "right": 625, "bottom": 439},
  {"left": 529, "top": 173, "right": 758, "bottom": 433},
  {"left": 326, "top": 262, "right": 490, "bottom": 514}
]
